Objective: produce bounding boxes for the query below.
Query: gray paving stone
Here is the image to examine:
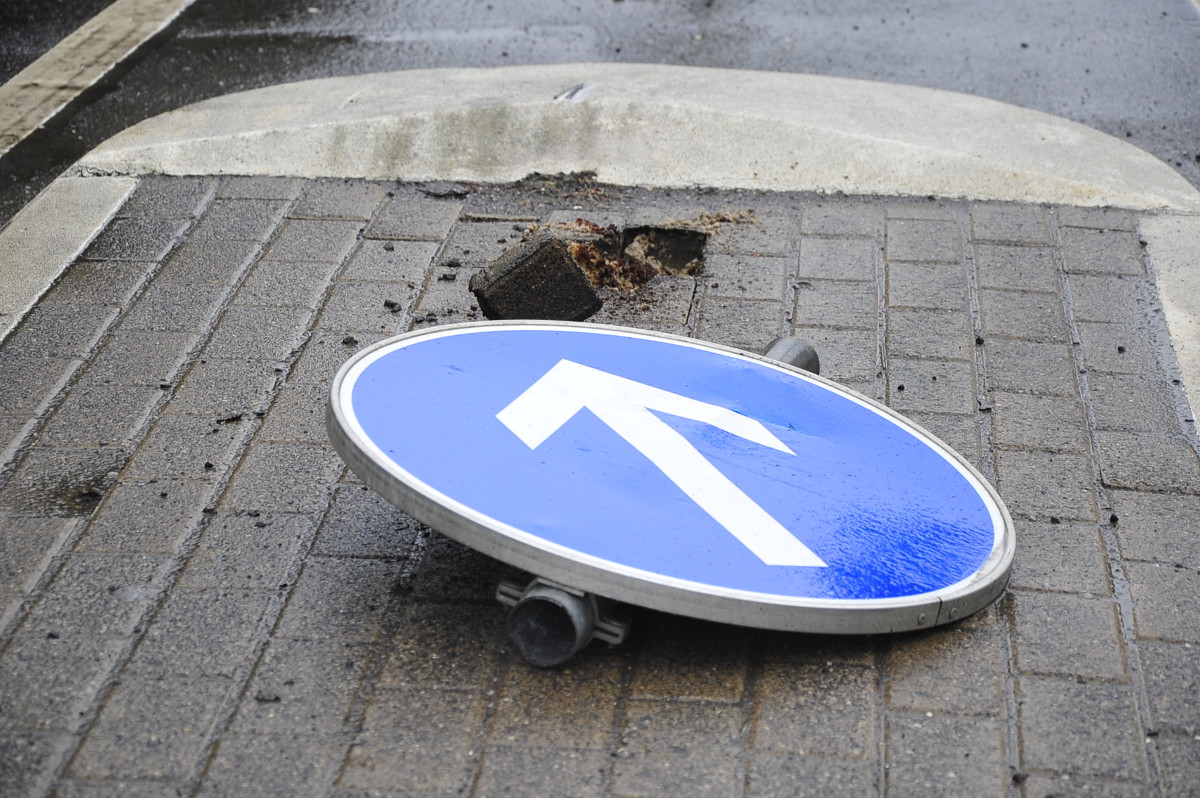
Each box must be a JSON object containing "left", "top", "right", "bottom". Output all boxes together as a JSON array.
[
  {"left": 747, "top": 752, "right": 878, "bottom": 798},
  {"left": 1010, "top": 591, "right": 1127, "bottom": 680},
  {"left": 709, "top": 211, "right": 795, "bottom": 257},
  {"left": 1067, "top": 274, "right": 1146, "bottom": 325},
  {"left": 797, "top": 236, "right": 876, "bottom": 281},
  {"left": 885, "top": 218, "right": 963, "bottom": 264},
  {"left": 799, "top": 201, "right": 876, "bottom": 237},
  {"left": 977, "top": 289, "right": 1068, "bottom": 342},
  {"left": 67, "top": 675, "right": 229, "bottom": 781},
  {"left": 983, "top": 339, "right": 1080, "bottom": 397},
  {"left": 339, "top": 688, "right": 484, "bottom": 793},
  {"left": 230, "top": 260, "right": 341, "bottom": 311},
  {"left": 887, "top": 200, "right": 965, "bottom": 221},
  {"left": 790, "top": 326, "right": 878, "bottom": 382},
  {"left": 696, "top": 295, "right": 784, "bottom": 352},
  {"left": 1126, "top": 560, "right": 1200, "bottom": 642},
  {"left": 196, "top": 734, "right": 345, "bottom": 798},
  {"left": 1095, "top": 430, "right": 1200, "bottom": 492},
  {"left": 0, "top": 353, "right": 76, "bottom": 415},
  {"left": 0, "top": 630, "right": 123, "bottom": 732},
  {"left": 118, "top": 282, "right": 227, "bottom": 333},
  {"left": 203, "top": 306, "right": 312, "bottom": 362},
  {"left": 590, "top": 275, "right": 695, "bottom": 336},
  {"left": 273, "top": 557, "right": 398, "bottom": 642},
  {"left": 970, "top": 204, "right": 1053, "bottom": 245},
  {"left": 177, "top": 512, "right": 317, "bottom": 590},
  {"left": 475, "top": 745, "right": 608, "bottom": 798},
  {"left": 1087, "top": 373, "right": 1183, "bottom": 433},
  {"left": 1016, "top": 675, "right": 1146, "bottom": 780},
  {"left": 153, "top": 237, "right": 261, "bottom": 286},
  {"left": 1057, "top": 207, "right": 1137, "bottom": 232},
  {"left": 973, "top": 244, "right": 1060, "bottom": 294},
  {"left": 613, "top": 699, "right": 745, "bottom": 798},
  {"left": 628, "top": 616, "right": 748, "bottom": 703},
  {"left": 886, "top": 359, "right": 976, "bottom": 415},
  {"left": 256, "top": 382, "right": 330, "bottom": 444},
  {"left": 704, "top": 253, "right": 788, "bottom": 300},
  {"left": 490, "top": 655, "right": 622, "bottom": 749},
  {"left": 885, "top": 713, "right": 1007, "bottom": 798},
  {"left": 125, "top": 413, "right": 246, "bottom": 482},
  {"left": 885, "top": 610, "right": 1003, "bottom": 716},
  {"left": 404, "top": 530, "right": 505, "bottom": 602},
  {"left": 79, "top": 330, "right": 198, "bottom": 388},
  {"left": 1110, "top": 489, "right": 1200, "bottom": 566},
  {"left": 127, "top": 587, "right": 271, "bottom": 677},
  {"left": 1077, "top": 322, "right": 1162, "bottom": 376},
  {"left": 887, "top": 309, "right": 974, "bottom": 362},
  {"left": 0, "top": 732, "right": 71, "bottom": 798},
  {"left": 1154, "top": 733, "right": 1200, "bottom": 797},
  {"left": 264, "top": 219, "right": 363, "bottom": 263},
  {"left": 793, "top": 279, "right": 877, "bottom": 329},
  {"left": 904, "top": 411, "right": 982, "bottom": 467},
  {"left": 218, "top": 176, "right": 305, "bottom": 201},
  {"left": 220, "top": 443, "right": 343, "bottom": 514},
  {"left": 43, "top": 779, "right": 178, "bottom": 798},
  {"left": 0, "top": 414, "right": 31, "bottom": 468},
  {"left": 754, "top": 664, "right": 875, "bottom": 756},
  {"left": 0, "top": 516, "right": 76, "bottom": 594},
  {"left": 989, "top": 392, "right": 1089, "bottom": 453},
  {"left": 1, "top": 303, "right": 117, "bottom": 359},
  {"left": 165, "top": 357, "right": 280, "bottom": 419},
  {"left": 119, "top": 175, "right": 217, "bottom": 219},
  {"left": 233, "top": 638, "right": 369, "bottom": 735},
  {"left": 1138, "top": 641, "right": 1200, "bottom": 733},
  {"left": 993, "top": 449, "right": 1098, "bottom": 521},
  {"left": 1007, "top": 518, "right": 1111, "bottom": 595},
  {"left": 81, "top": 216, "right": 189, "bottom": 262},
  {"left": 190, "top": 198, "right": 291, "bottom": 242},
  {"left": 312, "top": 485, "right": 423, "bottom": 559},
  {"left": 36, "top": 385, "right": 160, "bottom": 449},
  {"left": 1018, "top": 773, "right": 1152, "bottom": 798},
  {"left": 292, "top": 180, "right": 388, "bottom": 221},
  {"left": 376, "top": 601, "right": 502, "bottom": 691},
  {"left": 341, "top": 238, "right": 438, "bottom": 282},
  {"left": 0, "top": 446, "right": 127, "bottom": 518},
  {"left": 38, "top": 260, "right": 150, "bottom": 307},
  {"left": 21, "top": 551, "right": 165, "bottom": 637},
  {"left": 886, "top": 262, "right": 969, "bottom": 310},
  {"left": 1059, "top": 227, "right": 1144, "bottom": 276},
  {"left": 315, "top": 281, "right": 413, "bottom": 334},
  {"left": 75, "top": 479, "right": 211, "bottom": 554},
  {"left": 415, "top": 263, "right": 478, "bottom": 317},
  {"left": 364, "top": 196, "right": 464, "bottom": 241},
  {"left": 287, "top": 332, "right": 387, "bottom": 387}
]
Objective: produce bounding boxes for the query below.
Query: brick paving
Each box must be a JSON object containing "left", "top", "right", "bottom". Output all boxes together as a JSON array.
[{"left": 1, "top": 174, "right": 1198, "bottom": 796}]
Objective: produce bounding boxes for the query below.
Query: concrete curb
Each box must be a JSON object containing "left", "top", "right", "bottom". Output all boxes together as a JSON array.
[
  {"left": 0, "top": 176, "right": 136, "bottom": 340},
  {"left": 4, "top": 64, "right": 1199, "bottom": 410},
  {"left": 74, "top": 63, "right": 1200, "bottom": 212}
]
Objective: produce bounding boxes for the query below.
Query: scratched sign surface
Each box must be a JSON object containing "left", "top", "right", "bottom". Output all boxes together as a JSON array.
[{"left": 330, "top": 322, "right": 1010, "bottom": 615}]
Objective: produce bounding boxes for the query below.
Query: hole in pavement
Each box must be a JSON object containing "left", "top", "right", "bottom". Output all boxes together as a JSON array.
[{"left": 560, "top": 221, "right": 708, "bottom": 292}]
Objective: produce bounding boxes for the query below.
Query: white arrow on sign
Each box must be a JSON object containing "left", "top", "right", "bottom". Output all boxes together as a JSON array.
[{"left": 496, "top": 359, "right": 826, "bottom": 567}]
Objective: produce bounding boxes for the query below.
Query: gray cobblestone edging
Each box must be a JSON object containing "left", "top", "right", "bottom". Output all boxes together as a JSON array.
[{"left": 1, "top": 175, "right": 1198, "bottom": 797}]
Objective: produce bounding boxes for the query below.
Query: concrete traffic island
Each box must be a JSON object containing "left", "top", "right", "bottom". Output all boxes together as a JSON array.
[{"left": 1, "top": 65, "right": 1199, "bottom": 796}]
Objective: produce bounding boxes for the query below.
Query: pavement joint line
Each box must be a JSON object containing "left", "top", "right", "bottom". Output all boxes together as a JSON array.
[{"left": 0, "top": 0, "right": 200, "bottom": 159}]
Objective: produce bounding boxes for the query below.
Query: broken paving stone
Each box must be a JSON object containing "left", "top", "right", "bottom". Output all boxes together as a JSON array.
[{"left": 468, "top": 231, "right": 602, "bottom": 321}]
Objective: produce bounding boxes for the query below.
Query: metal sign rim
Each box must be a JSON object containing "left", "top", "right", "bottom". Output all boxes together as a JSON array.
[{"left": 327, "top": 320, "right": 1014, "bottom": 634}]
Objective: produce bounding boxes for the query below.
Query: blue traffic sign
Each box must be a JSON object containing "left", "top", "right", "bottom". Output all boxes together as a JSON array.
[{"left": 328, "top": 321, "right": 1013, "bottom": 633}]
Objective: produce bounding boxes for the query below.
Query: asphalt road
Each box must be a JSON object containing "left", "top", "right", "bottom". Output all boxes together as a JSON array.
[{"left": 2, "top": 0, "right": 1199, "bottom": 229}]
